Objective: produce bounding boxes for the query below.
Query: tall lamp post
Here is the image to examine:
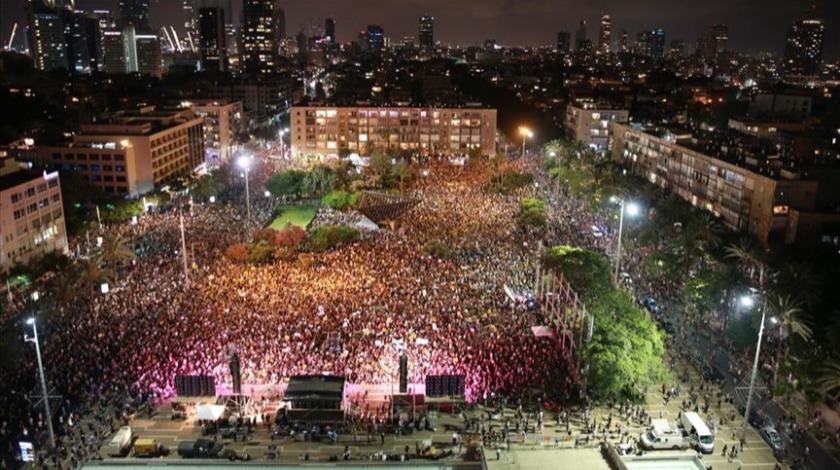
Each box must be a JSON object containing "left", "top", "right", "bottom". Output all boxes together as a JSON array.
[
  {"left": 610, "top": 196, "right": 640, "bottom": 283},
  {"left": 24, "top": 293, "right": 56, "bottom": 450},
  {"left": 518, "top": 126, "right": 533, "bottom": 157},
  {"left": 739, "top": 292, "right": 776, "bottom": 443},
  {"left": 237, "top": 156, "right": 252, "bottom": 226}
]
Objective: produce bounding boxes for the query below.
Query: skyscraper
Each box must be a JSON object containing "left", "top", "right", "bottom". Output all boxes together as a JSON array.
[
  {"left": 419, "top": 15, "right": 434, "bottom": 50},
  {"left": 556, "top": 31, "right": 570, "bottom": 54},
  {"left": 119, "top": 0, "right": 151, "bottom": 32},
  {"left": 325, "top": 18, "right": 336, "bottom": 44},
  {"left": 575, "top": 20, "right": 587, "bottom": 51},
  {"left": 366, "top": 25, "right": 384, "bottom": 52},
  {"left": 598, "top": 14, "right": 611, "bottom": 54},
  {"left": 242, "top": 0, "right": 278, "bottom": 75},
  {"left": 183, "top": 0, "right": 198, "bottom": 51},
  {"left": 199, "top": 6, "right": 227, "bottom": 71},
  {"left": 275, "top": 5, "right": 286, "bottom": 40},
  {"left": 102, "top": 29, "right": 127, "bottom": 73},
  {"left": 620, "top": 29, "right": 628, "bottom": 52},
  {"left": 135, "top": 33, "right": 162, "bottom": 77},
  {"left": 635, "top": 28, "right": 665, "bottom": 59},
  {"left": 782, "top": 7, "right": 825, "bottom": 76},
  {"left": 26, "top": 0, "right": 68, "bottom": 71}
]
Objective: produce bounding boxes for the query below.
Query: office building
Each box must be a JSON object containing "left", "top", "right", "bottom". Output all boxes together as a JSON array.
[
  {"left": 119, "top": 0, "right": 151, "bottom": 31},
  {"left": 668, "top": 40, "right": 685, "bottom": 60},
  {"left": 26, "top": 0, "right": 68, "bottom": 71},
  {"left": 242, "top": 0, "right": 278, "bottom": 75},
  {"left": 782, "top": 9, "right": 825, "bottom": 76},
  {"left": 102, "top": 29, "right": 127, "bottom": 73},
  {"left": 612, "top": 123, "right": 819, "bottom": 244},
  {"left": 575, "top": 20, "right": 587, "bottom": 52},
  {"left": 636, "top": 28, "right": 666, "bottom": 59},
  {"left": 565, "top": 100, "right": 629, "bottom": 151},
  {"left": 556, "top": 31, "right": 570, "bottom": 54},
  {"left": 275, "top": 5, "right": 286, "bottom": 40},
  {"left": 598, "top": 14, "right": 611, "bottom": 54},
  {"left": 123, "top": 25, "right": 138, "bottom": 71},
  {"left": 135, "top": 34, "right": 162, "bottom": 77},
  {"left": 0, "top": 163, "right": 68, "bottom": 270},
  {"left": 290, "top": 105, "right": 497, "bottom": 159},
  {"left": 620, "top": 29, "right": 628, "bottom": 52},
  {"left": 419, "top": 15, "right": 434, "bottom": 50},
  {"left": 366, "top": 25, "right": 385, "bottom": 52},
  {"left": 30, "top": 107, "right": 204, "bottom": 196},
  {"left": 199, "top": 6, "right": 227, "bottom": 72},
  {"left": 183, "top": 0, "right": 198, "bottom": 48},
  {"left": 325, "top": 18, "right": 336, "bottom": 44}
]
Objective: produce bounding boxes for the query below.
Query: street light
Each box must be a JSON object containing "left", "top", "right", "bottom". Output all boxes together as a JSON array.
[
  {"left": 518, "top": 126, "right": 533, "bottom": 157},
  {"left": 24, "top": 297, "right": 56, "bottom": 450},
  {"left": 610, "top": 196, "right": 640, "bottom": 283},
  {"left": 237, "top": 155, "right": 252, "bottom": 226},
  {"left": 739, "top": 291, "right": 777, "bottom": 443}
]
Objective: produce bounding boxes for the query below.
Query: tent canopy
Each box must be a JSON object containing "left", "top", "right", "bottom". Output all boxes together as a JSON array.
[{"left": 195, "top": 404, "right": 225, "bottom": 421}]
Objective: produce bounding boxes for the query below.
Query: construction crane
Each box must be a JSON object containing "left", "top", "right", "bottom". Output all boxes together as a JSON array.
[{"left": 5, "top": 23, "right": 18, "bottom": 51}]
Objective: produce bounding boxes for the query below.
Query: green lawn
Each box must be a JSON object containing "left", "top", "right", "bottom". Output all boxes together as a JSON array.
[{"left": 268, "top": 204, "right": 319, "bottom": 230}]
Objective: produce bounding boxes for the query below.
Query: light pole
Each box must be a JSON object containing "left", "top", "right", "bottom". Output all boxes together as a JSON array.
[
  {"left": 610, "top": 196, "right": 640, "bottom": 283},
  {"left": 518, "top": 126, "right": 533, "bottom": 157},
  {"left": 739, "top": 292, "right": 776, "bottom": 443},
  {"left": 25, "top": 295, "right": 56, "bottom": 450},
  {"left": 179, "top": 212, "right": 190, "bottom": 289},
  {"left": 237, "top": 156, "right": 252, "bottom": 226}
]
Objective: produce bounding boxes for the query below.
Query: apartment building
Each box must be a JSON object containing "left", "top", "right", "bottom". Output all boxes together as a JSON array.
[
  {"left": 565, "top": 100, "right": 629, "bottom": 151},
  {"left": 184, "top": 99, "right": 245, "bottom": 166},
  {"left": 290, "top": 105, "right": 497, "bottom": 158},
  {"left": 612, "top": 123, "right": 818, "bottom": 244},
  {"left": 29, "top": 107, "right": 204, "bottom": 195},
  {"left": 0, "top": 161, "right": 67, "bottom": 270}
]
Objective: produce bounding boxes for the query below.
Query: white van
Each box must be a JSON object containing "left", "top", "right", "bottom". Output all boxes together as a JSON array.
[
  {"left": 640, "top": 419, "right": 689, "bottom": 451},
  {"left": 680, "top": 412, "right": 715, "bottom": 454},
  {"left": 107, "top": 426, "right": 133, "bottom": 457}
]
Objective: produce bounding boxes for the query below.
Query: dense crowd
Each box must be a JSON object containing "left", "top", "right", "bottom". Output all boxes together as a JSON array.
[{"left": 1, "top": 157, "right": 592, "bottom": 466}]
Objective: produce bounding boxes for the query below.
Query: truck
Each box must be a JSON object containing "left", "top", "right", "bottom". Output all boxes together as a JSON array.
[
  {"left": 106, "top": 426, "right": 133, "bottom": 457},
  {"left": 679, "top": 412, "right": 715, "bottom": 454},
  {"left": 133, "top": 438, "right": 165, "bottom": 457},
  {"left": 176, "top": 439, "right": 225, "bottom": 458},
  {"left": 640, "top": 419, "right": 689, "bottom": 451}
]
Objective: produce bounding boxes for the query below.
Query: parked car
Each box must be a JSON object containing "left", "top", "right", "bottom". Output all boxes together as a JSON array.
[
  {"left": 760, "top": 426, "right": 783, "bottom": 452},
  {"left": 177, "top": 439, "right": 225, "bottom": 458},
  {"left": 642, "top": 296, "right": 660, "bottom": 314}
]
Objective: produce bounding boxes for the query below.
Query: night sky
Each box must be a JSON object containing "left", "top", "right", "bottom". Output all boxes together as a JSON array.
[{"left": 1, "top": 0, "right": 839, "bottom": 58}]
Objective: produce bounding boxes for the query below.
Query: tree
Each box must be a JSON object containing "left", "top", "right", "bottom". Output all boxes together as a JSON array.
[
  {"left": 725, "top": 238, "right": 770, "bottom": 288},
  {"left": 267, "top": 170, "right": 307, "bottom": 198},
  {"left": 393, "top": 159, "right": 415, "bottom": 189},
  {"left": 542, "top": 246, "right": 613, "bottom": 301},
  {"left": 322, "top": 191, "right": 359, "bottom": 210},
  {"left": 816, "top": 358, "right": 840, "bottom": 399},
  {"left": 76, "top": 254, "right": 114, "bottom": 297},
  {"left": 302, "top": 165, "right": 336, "bottom": 197},
  {"left": 100, "top": 233, "right": 136, "bottom": 266},
  {"left": 767, "top": 294, "right": 812, "bottom": 386},
  {"left": 225, "top": 243, "right": 250, "bottom": 262},
  {"left": 275, "top": 225, "right": 308, "bottom": 248},
  {"left": 309, "top": 225, "right": 359, "bottom": 251}
]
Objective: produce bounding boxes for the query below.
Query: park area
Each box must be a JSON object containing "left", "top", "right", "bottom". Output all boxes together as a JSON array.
[{"left": 267, "top": 204, "right": 319, "bottom": 230}]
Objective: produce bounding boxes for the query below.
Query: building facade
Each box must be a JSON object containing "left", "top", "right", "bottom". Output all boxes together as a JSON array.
[
  {"left": 612, "top": 123, "right": 818, "bottom": 244},
  {"left": 290, "top": 106, "right": 497, "bottom": 159},
  {"left": 598, "top": 14, "right": 611, "bottom": 55},
  {"left": 419, "top": 16, "right": 434, "bottom": 50},
  {"left": 186, "top": 100, "right": 245, "bottom": 166},
  {"left": 199, "top": 6, "right": 228, "bottom": 72},
  {"left": 783, "top": 10, "right": 825, "bottom": 77},
  {"left": 564, "top": 101, "right": 629, "bottom": 151},
  {"left": 241, "top": 0, "right": 278, "bottom": 75},
  {"left": 30, "top": 107, "right": 204, "bottom": 196},
  {"left": 26, "top": 1, "right": 69, "bottom": 71},
  {"left": 0, "top": 165, "right": 68, "bottom": 270}
]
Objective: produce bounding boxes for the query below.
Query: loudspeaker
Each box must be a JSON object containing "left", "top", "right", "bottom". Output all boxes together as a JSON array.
[{"left": 399, "top": 355, "right": 408, "bottom": 394}]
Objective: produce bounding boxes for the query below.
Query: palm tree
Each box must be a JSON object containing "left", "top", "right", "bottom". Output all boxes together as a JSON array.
[
  {"left": 77, "top": 254, "right": 114, "bottom": 297},
  {"left": 775, "top": 263, "right": 821, "bottom": 310},
  {"left": 686, "top": 213, "right": 724, "bottom": 253},
  {"left": 817, "top": 358, "right": 840, "bottom": 399},
  {"left": 100, "top": 233, "right": 136, "bottom": 265},
  {"left": 767, "top": 294, "right": 812, "bottom": 386},
  {"left": 725, "top": 238, "right": 770, "bottom": 288}
]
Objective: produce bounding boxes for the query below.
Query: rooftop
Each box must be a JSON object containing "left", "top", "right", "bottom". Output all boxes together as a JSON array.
[{"left": 0, "top": 169, "right": 45, "bottom": 192}]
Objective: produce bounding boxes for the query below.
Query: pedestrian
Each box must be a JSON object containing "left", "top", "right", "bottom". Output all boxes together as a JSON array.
[
  {"left": 496, "top": 448, "right": 501, "bottom": 460},
  {"left": 721, "top": 444, "right": 727, "bottom": 457},
  {"left": 381, "top": 432, "right": 385, "bottom": 446}
]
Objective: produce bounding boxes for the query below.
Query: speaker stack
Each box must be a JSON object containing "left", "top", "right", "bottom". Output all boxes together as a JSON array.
[
  {"left": 174, "top": 374, "right": 217, "bottom": 397},
  {"left": 398, "top": 355, "right": 408, "bottom": 394}
]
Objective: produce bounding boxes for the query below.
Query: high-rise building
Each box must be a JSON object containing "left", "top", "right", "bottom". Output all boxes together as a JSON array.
[
  {"left": 782, "top": 7, "right": 825, "bottom": 76},
  {"left": 668, "top": 39, "right": 685, "bottom": 60},
  {"left": 710, "top": 24, "right": 728, "bottom": 57},
  {"left": 575, "top": 20, "right": 587, "bottom": 51},
  {"left": 26, "top": 0, "right": 68, "bottom": 71},
  {"left": 60, "top": 9, "right": 101, "bottom": 74},
  {"left": 102, "top": 29, "right": 127, "bottom": 73},
  {"left": 135, "top": 34, "right": 161, "bottom": 77},
  {"left": 556, "top": 31, "right": 570, "bottom": 54},
  {"left": 620, "top": 29, "right": 628, "bottom": 52},
  {"left": 419, "top": 15, "right": 434, "bottom": 50},
  {"left": 119, "top": 0, "right": 151, "bottom": 31},
  {"left": 123, "top": 25, "right": 138, "bottom": 71},
  {"left": 367, "top": 25, "right": 385, "bottom": 52},
  {"left": 182, "top": 0, "right": 198, "bottom": 51},
  {"left": 242, "top": 0, "right": 278, "bottom": 75},
  {"left": 598, "top": 14, "right": 611, "bottom": 54},
  {"left": 636, "top": 28, "right": 665, "bottom": 59},
  {"left": 325, "top": 18, "right": 336, "bottom": 44},
  {"left": 199, "top": 7, "right": 227, "bottom": 72},
  {"left": 275, "top": 5, "right": 286, "bottom": 40}
]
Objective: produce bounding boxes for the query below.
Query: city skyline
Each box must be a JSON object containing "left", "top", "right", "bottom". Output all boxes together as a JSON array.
[{"left": 2, "top": 0, "right": 839, "bottom": 58}]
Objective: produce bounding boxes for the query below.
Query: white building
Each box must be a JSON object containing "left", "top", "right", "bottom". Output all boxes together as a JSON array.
[{"left": 565, "top": 100, "right": 629, "bottom": 151}]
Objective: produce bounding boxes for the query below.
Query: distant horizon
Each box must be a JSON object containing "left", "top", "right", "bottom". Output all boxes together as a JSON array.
[{"left": 1, "top": 0, "right": 839, "bottom": 60}]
